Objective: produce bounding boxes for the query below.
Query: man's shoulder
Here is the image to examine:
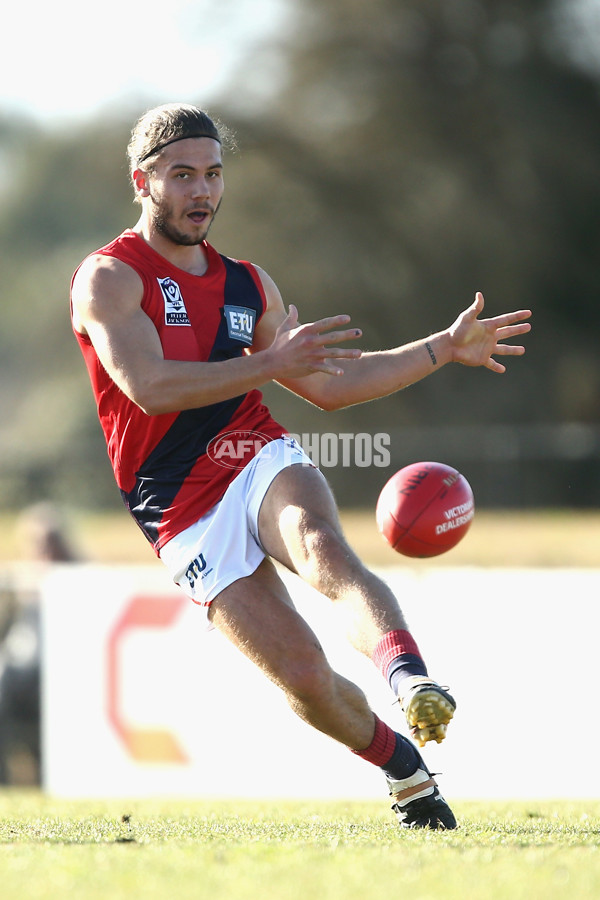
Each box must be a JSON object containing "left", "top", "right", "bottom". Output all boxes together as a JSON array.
[
  {"left": 77, "top": 230, "right": 145, "bottom": 277},
  {"left": 72, "top": 244, "right": 145, "bottom": 312}
]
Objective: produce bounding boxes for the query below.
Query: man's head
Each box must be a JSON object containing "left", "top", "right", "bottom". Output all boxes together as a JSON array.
[
  {"left": 127, "top": 102, "right": 228, "bottom": 188},
  {"left": 128, "top": 103, "right": 231, "bottom": 247}
]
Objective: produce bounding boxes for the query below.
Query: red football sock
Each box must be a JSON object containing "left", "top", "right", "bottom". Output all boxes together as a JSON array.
[
  {"left": 352, "top": 714, "right": 421, "bottom": 779},
  {"left": 373, "top": 629, "right": 428, "bottom": 694},
  {"left": 352, "top": 714, "right": 396, "bottom": 766}
]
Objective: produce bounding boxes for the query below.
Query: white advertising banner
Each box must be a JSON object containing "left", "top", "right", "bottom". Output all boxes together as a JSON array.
[{"left": 41, "top": 564, "right": 600, "bottom": 799}]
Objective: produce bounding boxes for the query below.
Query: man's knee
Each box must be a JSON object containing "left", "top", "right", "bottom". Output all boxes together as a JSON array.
[
  {"left": 285, "top": 513, "right": 341, "bottom": 581},
  {"left": 293, "top": 515, "right": 362, "bottom": 597}
]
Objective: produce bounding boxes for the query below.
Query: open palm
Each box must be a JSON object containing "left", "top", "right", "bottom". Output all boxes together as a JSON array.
[{"left": 449, "top": 292, "right": 532, "bottom": 374}]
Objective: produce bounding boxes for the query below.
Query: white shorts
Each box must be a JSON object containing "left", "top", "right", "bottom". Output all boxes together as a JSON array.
[{"left": 159, "top": 435, "right": 314, "bottom": 626}]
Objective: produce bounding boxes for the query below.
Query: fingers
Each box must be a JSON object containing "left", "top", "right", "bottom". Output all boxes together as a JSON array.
[
  {"left": 322, "top": 346, "right": 362, "bottom": 360},
  {"left": 495, "top": 323, "right": 531, "bottom": 343},
  {"left": 483, "top": 306, "right": 532, "bottom": 374},
  {"left": 307, "top": 313, "right": 356, "bottom": 334},
  {"left": 319, "top": 327, "right": 362, "bottom": 345},
  {"left": 279, "top": 308, "right": 362, "bottom": 376},
  {"left": 306, "top": 342, "right": 362, "bottom": 376},
  {"left": 286, "top": 309, "right": 360, "bottom": 342},
  {"left": 296, "top": 323, "right": 362, "bottom": 361},
  {"left": 487, "top": 310, "right": 532, "bottom": 329},
  {"left": 293, "top": 312, "right": 362, "bottom": 348},
  {"left": 311, "top": 357, "right": 360, "bottom": 377},
  {"left": 494, "top": 342, "right": 526, "bottom": 356},
  {"left": 486, "top": 337, "right": 527, "bottom": 373},
  {"left": 491, "top": 318, "right": 531, "bottom": 359},
  {"left": 470, "top": 289, "right": 531, "bottom": 329}
]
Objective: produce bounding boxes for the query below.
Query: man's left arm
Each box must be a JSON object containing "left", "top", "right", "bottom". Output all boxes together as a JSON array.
[{"left": 251, "top": 269, "right": 532, "bottom": 412}]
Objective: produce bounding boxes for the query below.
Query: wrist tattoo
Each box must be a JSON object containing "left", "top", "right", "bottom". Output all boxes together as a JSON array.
[{"left": 425, "top": 341, "right": 437, "bottom": 366}]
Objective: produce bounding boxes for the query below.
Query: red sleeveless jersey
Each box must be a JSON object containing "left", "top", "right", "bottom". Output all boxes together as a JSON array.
[{"left": 71, "top": 230, "right": 286, "bottom": 553}]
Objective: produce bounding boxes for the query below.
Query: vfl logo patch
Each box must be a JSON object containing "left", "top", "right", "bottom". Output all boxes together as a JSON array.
[
  {"left": 158, "top": 277, "right": 191, "bottom": 325},
  {"left": 224, "top": 305, "right": 256, "bottom": 345}
]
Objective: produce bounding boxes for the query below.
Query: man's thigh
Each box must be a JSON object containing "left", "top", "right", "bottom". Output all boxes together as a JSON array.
[{"left": 257, "top": 462, "right": 350, "bottom": 572}]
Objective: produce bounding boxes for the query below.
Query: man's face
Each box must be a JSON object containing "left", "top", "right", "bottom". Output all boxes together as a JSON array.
[{"left": 140, "top": 137, "right": 224, "bottom": 246}]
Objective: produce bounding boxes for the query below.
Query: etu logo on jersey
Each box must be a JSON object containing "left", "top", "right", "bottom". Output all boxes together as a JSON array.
[
  {"left": 224, "top": 305, "right": 256, "bottom": 345},
  {"left": 158, "top": 276, "right": 191, "bottom": 325}
]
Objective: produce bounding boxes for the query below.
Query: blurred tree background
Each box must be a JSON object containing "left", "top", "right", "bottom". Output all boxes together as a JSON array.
[{"left": 1, "top": 0, "right": 599, "bottom": 514}]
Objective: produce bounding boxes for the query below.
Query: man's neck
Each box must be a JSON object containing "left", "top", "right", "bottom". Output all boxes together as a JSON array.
[{"left": 132, "top": 219, "right": 210, "bottom": 276}]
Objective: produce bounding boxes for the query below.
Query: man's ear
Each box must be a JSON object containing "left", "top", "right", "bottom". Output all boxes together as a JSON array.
[{"left": 132, "top": 168, "right": 151, "bottom": 198}]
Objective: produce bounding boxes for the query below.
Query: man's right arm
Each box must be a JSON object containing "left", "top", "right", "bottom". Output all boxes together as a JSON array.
[
  {"left": 71, "top": 256, "right": 360, "bottom": 415},
  {"left": 72, "top": 255, "right": 283, "bottom": 415}
]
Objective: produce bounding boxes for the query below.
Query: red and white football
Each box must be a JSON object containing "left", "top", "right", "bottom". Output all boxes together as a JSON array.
[{"left": 376, "top": 461, "right": 475, "bottom": 558}]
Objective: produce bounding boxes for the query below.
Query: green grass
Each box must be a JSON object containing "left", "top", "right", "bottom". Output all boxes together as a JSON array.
[{"left": 1, "top": 794, "right": 599, "bottom": 900}]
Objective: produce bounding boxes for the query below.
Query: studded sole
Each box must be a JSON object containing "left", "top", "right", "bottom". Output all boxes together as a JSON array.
[{"left": 404, "top": 688, "right": 456, "bottom": 747}]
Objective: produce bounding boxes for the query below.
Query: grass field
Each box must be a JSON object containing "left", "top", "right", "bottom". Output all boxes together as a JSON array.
[
  {"left": 1, "top": 794, "right": 599, "bottom": 900},
  {"left": 1, "top": 511, "right": 598, "bottom": 899}
]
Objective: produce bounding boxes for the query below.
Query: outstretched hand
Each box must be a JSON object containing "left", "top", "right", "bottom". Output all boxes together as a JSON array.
[
  {"left": 449, "top": 292, "right": 532, "bottom": 373},
  {"left": 268, "top": 304, "right": 362, "bottom": 379}
]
